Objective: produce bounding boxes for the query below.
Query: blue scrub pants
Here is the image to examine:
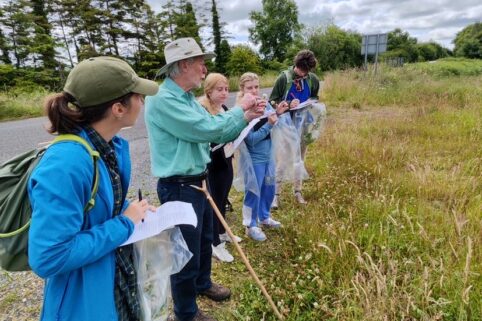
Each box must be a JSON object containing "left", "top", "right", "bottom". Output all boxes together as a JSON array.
[{"left": 243, "top": 162, "right": 275, "bottom": 227}]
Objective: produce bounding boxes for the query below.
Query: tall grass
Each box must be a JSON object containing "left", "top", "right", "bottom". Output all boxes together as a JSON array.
[
  {"left": 322, "top": 60, "right": 482, "bottom": 110},
  {"left": 0, "top": 88, "right": 46, "bottom": 121},
  {"left": 208, "top": 59, "right": 481, "bottom": 320},
  {"left": 409, "top": 58, "right": 482, "bottom": 77},
  {"left": 228, "top": 71, "right": 280, "bottom": 92},
  {"left": 0, "top": 72, "right": 280, "bottom": 122}
]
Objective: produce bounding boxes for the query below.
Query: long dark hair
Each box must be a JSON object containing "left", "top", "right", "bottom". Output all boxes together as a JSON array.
[{"left": 44, "top": 92, "right": 134, "bottom": 134}]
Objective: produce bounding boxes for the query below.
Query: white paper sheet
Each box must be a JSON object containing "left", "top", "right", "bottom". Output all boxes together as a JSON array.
[
  {"left": 211, "top": 108, "right": 275, "bottom": 155},
  {"left": 121, "top": 201, "right": 197, "bottom": 246},
  {"left": 224, "top": 118, "right": 260, "bottom": 157},
  {"left": 290, "top": 99, "right": 318, "bottom": 111}
]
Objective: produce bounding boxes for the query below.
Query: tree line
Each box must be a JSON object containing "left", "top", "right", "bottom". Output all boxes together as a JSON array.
[
  {"left": 0, "top": 0, "right": 480, "bottom": 91},
  {"left": 0, "top": 0, "right": 226, "bottom": 90}
]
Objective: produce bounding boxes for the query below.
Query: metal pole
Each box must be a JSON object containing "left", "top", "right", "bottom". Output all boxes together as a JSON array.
[
  {"left": 364, "top": 35, "right": 368, "bottom": 71},
  {"left": 374, "top": 34, "right": 380, "bottom": 75},
  {"left": 190, "top": 181, "right": 284, "bottom": 320}
]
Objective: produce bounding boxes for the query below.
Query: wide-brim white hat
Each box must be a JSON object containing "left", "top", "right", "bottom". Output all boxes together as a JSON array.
[{"left": 158, "top": 37, "right": 215, "bottom": 76}]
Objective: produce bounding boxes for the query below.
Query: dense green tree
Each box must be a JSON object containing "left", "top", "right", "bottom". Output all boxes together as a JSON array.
[
  {"left": 225, "top": 45, "right": 261, "bottom": 76},
  {"left": 0, "top": 8, "right": 12, "bottom": 64},
  {"left": 210, "top": 0, "right": 229, "bottom": 73},
  {"left": 307, "top": 24, "right": 362, "bottom": 71},
  {"left": 52, "top": 0, "right": 104, "bottom": 61},
  {"left": 211, "top": 0, "right": 221, "bottom": 64},
  {"left": 160, "top": 0, "right": 176, "bottom": 40},
  {"left": 77, "top": 43, "right": 99, "bottom": 61},
  {"left": 387, "top": 28, "right": 419, "bottom": 63},
  {"left": 30, "top": 0, "right": 57, "bottom": 69},
  {"left": 216, "top": 39, "right": 231, "bottom": 74},
  {"left": 454, "top": 22, "right": 482, "bottom": 59},
  {"left": 131, "top": 3, "right": 166, "bottom": 78},
  {"left": 1, "top": 0, "right": 33, "bottom": 67},
  {"left": 50, "top": 0, "right": 75, "bottom": 67},
  {"left": 249, "top": 0, "right": 301, "bottom": 61},
  {"left": 73, "top": 0, "right": 105, "bottom": 57},
  {"left": 417, "top": 42, "right": 449, "bottom": 61},
  {"left": 172, "top": 1, "right": 203, "bottom": 45},
  {"left": 95, "top": 0, "right": 125, "bottom": 56},
  {"left": 283, "top": 35, "right": 308, "bottom": 65}
]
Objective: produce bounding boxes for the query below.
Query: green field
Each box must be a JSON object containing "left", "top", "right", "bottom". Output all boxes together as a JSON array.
[
  {"left": 205, "top": 59, "right": 481, "bottom": 320},
  {"left": 1, "top": 58, "right": 480, "bottom": 320}
]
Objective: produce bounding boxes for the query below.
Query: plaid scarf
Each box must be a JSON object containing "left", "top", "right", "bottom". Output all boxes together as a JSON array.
[{"left": 84, "top": 126, "right": 140, "bottom": 321}]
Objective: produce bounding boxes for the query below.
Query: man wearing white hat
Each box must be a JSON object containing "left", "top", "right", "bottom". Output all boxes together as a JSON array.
[{"left": 145, "top": 38, "right": 263, "bottom": 321}]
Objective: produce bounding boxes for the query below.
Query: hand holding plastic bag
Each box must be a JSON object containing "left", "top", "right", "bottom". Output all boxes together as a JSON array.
[{"left": 134, "top": 227, "right": 192, "bottom": 321}]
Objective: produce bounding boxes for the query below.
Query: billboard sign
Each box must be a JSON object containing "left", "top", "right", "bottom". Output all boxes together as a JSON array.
[{"left": 361, "top": 33, "right": 388, "bottom": 55}]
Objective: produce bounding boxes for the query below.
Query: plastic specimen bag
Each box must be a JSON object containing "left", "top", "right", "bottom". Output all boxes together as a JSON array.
[
  {"left": 271, "top": 113, "right": 309, "bottom": 183},
  {"left": 135, "top": 227, "right": 192, "bottom": 321},
  {"left": 303, "top": 102, "right": 327, "bottom": 144},
  {"left": 232, "top": 141, "right": 260, "bottom": 197}
]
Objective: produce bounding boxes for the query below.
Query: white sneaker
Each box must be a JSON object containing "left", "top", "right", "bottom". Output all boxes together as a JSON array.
[
  {"left": 212, "top": 242, "right": 234, "bottom": 262},
  {"left": 294, "top": 192, "right": 307, "bottom": 204},
  {"left": 245, "top": 226, "right": 267, "bottom": 242},
  {"left": 271, "top": 195, "right": 279, "bottom": 209},
  {"left": 219, "top": 233, "right": 242, "bottom": 243},
  {"left": 260, "top": 217, "right": 282, "bottom": 228}
]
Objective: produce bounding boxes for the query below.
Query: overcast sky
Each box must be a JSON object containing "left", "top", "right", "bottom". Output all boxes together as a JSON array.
[{"left": 147, "top": 0, "right": 481, "bottom": 50}]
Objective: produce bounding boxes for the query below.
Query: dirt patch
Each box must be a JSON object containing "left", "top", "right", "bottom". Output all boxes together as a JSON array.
[{"left": 0, "top": 271, "right": 42, "bottom": 321}]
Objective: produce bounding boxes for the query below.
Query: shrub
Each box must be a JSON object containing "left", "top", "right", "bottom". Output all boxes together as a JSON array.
[{"left": 225, "top": 45, "right": 262, "bottom": 76}]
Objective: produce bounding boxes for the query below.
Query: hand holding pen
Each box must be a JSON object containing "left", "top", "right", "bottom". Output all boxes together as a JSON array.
[
  {"left": 289, "top": 93, "right": 300, "bottom": 109},
  {"left": 138, "top": 189, "right": 144, "bottom": 223},
  {"left": 123, "top": 188, "right": 155, "bottom": 224}
]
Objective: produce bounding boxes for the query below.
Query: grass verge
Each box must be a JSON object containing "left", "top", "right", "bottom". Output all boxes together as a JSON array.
[
  {"left": 0, "top": 72, "right": 280, "bottom": 122},
  {"left": 205, "top": 61, "right": 481, "bottom": 320},
  {"left": 0, "top": 88, "right": 46, "bottom": 121}
]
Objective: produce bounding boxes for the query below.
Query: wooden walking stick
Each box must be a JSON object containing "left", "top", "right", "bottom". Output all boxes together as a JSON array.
[{"left": 190, "top": 180, "right": 284, "bottom": 320}]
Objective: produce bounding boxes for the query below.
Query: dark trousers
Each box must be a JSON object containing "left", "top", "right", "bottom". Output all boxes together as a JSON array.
[
  {"left": 207, "top": 159, "right": 233, "bottom": 246},
  {"left": 157, "top": 180, "right": 213, "bottom": 321}
]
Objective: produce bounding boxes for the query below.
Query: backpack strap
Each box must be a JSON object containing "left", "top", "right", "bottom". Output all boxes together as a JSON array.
[
  {"left": 52, "top": 134, "right": 100, "bottom": 212},
  {"left": 283, "top": 70, "right": 292, "bottom": 101},
  {"left": 0, "top": 135, "right": 100, "bottom": 239}
]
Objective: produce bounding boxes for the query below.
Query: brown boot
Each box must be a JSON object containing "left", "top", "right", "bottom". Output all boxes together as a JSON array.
[
  {"left": 169, "top": 310, "right": 217, "bottom": 321},
  {"left": 199, "top": 283, "right": 231, "bottom": 301}
]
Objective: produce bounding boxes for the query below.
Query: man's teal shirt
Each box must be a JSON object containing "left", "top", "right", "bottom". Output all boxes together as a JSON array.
[{"left": 145, "top": 78, "right": 247, "bottom": 177}]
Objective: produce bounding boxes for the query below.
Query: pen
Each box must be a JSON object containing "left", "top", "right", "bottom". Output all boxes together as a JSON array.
[
  {"left": 290, "top": 92, "right": 296, "bottom": 99},
  {"left": 138, "top": 188, "right": 144, "bottom": 222}
]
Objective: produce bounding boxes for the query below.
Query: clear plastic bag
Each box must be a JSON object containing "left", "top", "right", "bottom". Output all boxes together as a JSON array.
[
  {"left": 303, "top": 102, "right": 327, "bottom": 144},
  {"left": 232, "top": 141, "right": 260, "bottom": 197},
  {"left": 134, "top": 227, "right": 192, "bottom": 321},
  {"left": 272, "top": 113, "right": 309, "bottom": 182}
]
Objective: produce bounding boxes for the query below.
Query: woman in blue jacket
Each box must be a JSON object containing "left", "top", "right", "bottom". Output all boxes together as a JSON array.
[
  {"left": 236, "top": 72, "right": 288, "bottom": 242},
  {"left": 27, "top": 57, "right": 158, "bottom": 321}
]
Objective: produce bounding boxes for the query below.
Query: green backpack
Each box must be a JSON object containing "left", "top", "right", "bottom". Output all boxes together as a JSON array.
[{"left": 0, "top": 134, "right": 99, "bottom": 272}]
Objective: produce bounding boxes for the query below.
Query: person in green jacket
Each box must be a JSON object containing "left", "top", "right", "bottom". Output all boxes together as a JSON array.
[
  {"left": 145, "top": 37, "right": 263, "bottom": 321},
  {"left": 269, "top": 49, "right": 320, "bottom": 207}
]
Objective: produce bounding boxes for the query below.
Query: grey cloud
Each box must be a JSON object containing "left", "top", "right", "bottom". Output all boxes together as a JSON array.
[{"left": 146, "top": 0, "right": 481, "bottom": 49}]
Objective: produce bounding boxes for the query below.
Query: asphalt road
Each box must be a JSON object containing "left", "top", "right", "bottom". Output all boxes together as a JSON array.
[{"left": 0, "top": 87, "right": 273, "bottom": 196}]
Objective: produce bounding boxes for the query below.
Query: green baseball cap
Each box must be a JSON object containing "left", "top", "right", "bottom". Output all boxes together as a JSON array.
[{"left": 64, "top": 56, "right": 159, "bottom": 108}]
